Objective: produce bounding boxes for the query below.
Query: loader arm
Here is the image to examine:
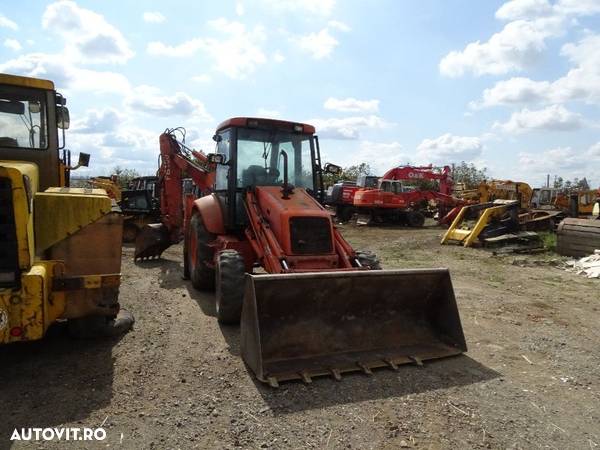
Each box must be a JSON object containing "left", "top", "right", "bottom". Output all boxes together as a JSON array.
[{"left": 134, "top": 131, "right": 216, "bottom": 259}]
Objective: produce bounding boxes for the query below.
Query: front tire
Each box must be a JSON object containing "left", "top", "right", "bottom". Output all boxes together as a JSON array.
[
  {"left": 189, "top": 214, "right": 215, "bottom": 291},
  {"left": 356, "top": 250, "right": 382, "bottom": 270},
  {"left": 407, "top": 211, "right": 425, "bottom": 227},
  {"left": 215, "top": 250, "right": 246, "bottom": 324}
]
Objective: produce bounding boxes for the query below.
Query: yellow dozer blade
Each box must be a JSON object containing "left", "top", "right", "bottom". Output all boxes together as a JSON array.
[{"left": 241, "top": 269, "right": 466, "bottom": 386}]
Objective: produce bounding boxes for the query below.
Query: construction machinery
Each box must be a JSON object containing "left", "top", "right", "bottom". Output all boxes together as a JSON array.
[
  {"left": 135, "top": 118, "right": 466, "bottom": 386},
  {"left": 89, "top": 175, "right": 121, "bottom": 202},
  {"left": 441, "top": 200, "right": 543, "bottom": 251},
  {"left": 120, "top": 176, "right": 160, "bottom": 242},
  {"left": 327, "top": 174, "right": 379, "bottom": 221},
  {"left": 352, "top": 165, "right": 463, "bottom": 226},
  {"left": 0, "top": 73, "right": 133, "bottom": 343}
]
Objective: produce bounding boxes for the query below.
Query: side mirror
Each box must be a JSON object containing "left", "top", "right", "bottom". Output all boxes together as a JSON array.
[
  {"left": 207, "top": 153, "right": 226, "bottom": 164},
  {"left": 57, "top": 106, "right": 70, "bottom": 130},
  {"left": 78, "top": 152, "right": 90, "bottom": 167},
  {"left": 324, "top": 163, "right": 342, "bottom": 175},
  {"left": 212, "top": 134, "right": 222, "bottom": 142}
]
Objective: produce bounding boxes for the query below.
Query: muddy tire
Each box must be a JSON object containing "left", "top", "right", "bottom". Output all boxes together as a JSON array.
[
  {"left": 336, "top": 205, "right": 354, "bottom": 222},
  {"left": 407, "top": 211, "right": 425, "bottom": 228},
  {"left": 215, "top": 250, "right": 246, "bottom": 324},
  {"left": 122, "top": 223, "right": 138, "bottom": 243},
  {"left": 356, "top": 250, "right": 382, "bottom": 270},
  {"left": 189, "top": 214, "right": 215, "bottom": 291},
  {"left": 68, "top": 309, "right": 135, "bottom": 339}
]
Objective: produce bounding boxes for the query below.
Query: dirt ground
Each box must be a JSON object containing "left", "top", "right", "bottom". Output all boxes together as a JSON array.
[{"left": 1, "top": 222, "right": 599, "bottom": 449}]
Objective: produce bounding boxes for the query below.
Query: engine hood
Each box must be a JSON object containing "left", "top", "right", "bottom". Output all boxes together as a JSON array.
[{"left": 253, "top": 186, "right": 334, "bottom": 256}]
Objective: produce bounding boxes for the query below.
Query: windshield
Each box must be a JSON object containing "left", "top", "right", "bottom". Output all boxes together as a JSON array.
[
  {"left": 236, "top": 128, "right": 315, "bottom": 190},
  {"left": 0, "top": 85, "right": 48, "bottom": 150}
]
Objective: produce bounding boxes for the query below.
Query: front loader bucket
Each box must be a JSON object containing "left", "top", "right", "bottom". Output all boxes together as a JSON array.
[
  {"left": 241, "top": 269, "right": 466, "bottom": 386},
  {"left": 134, "top": 223, "right": 171, "bottom": 260}
]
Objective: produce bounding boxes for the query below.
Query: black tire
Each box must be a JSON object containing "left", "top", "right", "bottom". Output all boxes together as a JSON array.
[
  {"left": 122, "top": 223, "right": 138, "bottom": 243},
  {"left": 68, "top": 309, "right": 135, "bottom": 339},
  {"left": 356, "top": 250, "right": 382, "bottom": 270},
  {"left": 215, "top": 250, "right": 246, "bottom": 324},
  {"left": 336, "top": 205, "right": 354, "bottom": 222},
  {"left": 189, "top": 214, "right": 215, "bottom": 291},
  {"left": 407, "top": 211, "right": 425, "bottom": 228}
]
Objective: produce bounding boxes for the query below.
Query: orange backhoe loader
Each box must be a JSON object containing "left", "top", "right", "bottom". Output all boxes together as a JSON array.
[{"left": 135, "top": 118, "right": 466, "bottom": 386}]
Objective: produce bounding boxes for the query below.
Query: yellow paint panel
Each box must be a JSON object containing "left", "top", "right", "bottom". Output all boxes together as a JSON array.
[
  {"left": 0, "top": 163, "right": 38, "bottom": 269},
  {"left": 34, "top": 189, "right": 113, "bottom": 253},
  {"left": 0, "top": 73, "right": 54, "bottom": 90}
]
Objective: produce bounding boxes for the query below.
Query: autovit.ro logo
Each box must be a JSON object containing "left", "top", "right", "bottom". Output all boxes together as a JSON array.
[{"left": 10, "top": 427, "right": 107, "bottom": 442}]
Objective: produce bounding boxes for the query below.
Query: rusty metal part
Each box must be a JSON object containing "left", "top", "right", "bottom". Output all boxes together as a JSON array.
[
  {"left": 241, "top": 268, "right": 467, "bottom": 386},
  {"left": 134, "top": 223, "right": 172, "bottom": 260}
]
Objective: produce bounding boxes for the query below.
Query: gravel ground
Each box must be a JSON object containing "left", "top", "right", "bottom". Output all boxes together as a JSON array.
[{"left": 1, "top": 222, "right": 599, "bottom": 449}]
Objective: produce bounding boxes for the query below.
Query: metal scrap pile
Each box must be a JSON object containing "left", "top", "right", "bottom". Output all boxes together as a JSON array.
[{"left": 564, "top": 250, "right": 600, "bottom": 279}]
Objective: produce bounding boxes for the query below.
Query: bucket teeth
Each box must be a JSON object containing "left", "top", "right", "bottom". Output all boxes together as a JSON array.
[
  {"left": 384, "top": 359, "right": 399, "bottom": 370},
  {"left": 300, "top": 371, "right": 312, "bottom": 384},
  {"left": 409, "top": 356, "right": 424, "bottom": 366},
  {"left": 267, "top": 377, "right": 279, "bottom": 388},
  {"left": 330, "top": 369, "right": 342, "bottom": 381},
  {"left": 357, "top": 362, "right": 373, "bottom": 375}
]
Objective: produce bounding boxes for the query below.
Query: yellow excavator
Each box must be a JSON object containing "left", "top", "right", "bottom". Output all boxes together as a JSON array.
[{"left": 0, "top": 73, "right": 133, "bottom": 343}]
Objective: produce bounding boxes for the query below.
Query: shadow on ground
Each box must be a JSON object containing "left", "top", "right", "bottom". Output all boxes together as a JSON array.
[
  {"left": 0, "top": 326, "right": 124, "bottom": 443},
  {"left": 252, "top": 354, "right": 500, "bottom": 414}
]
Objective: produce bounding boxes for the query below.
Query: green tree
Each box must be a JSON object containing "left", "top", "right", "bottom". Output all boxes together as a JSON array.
[
  {"left": 112, "top": 166, "right": 141, "bottom": 188},
  {"left": 451, "top": 161, "right": 487, "bottom": 189},
  {"left": 322, "top": 162, "right": 372, "bottom": 187}
]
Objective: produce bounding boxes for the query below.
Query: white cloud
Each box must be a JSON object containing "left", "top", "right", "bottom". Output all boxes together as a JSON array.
[
  {"left": 441, "top": 0, "right": 600, "bottom": 78},
  {"left": 257, "top": 108, "right": 280, "bottom": 118},
  {"left": 493, "top": 104, "right": 585, "bottom": 133},
  {"left": 348, "top": 141, "right": 410, "bottom": 174},
  {"left": 295, "top": 28, "right": 339, "bottom": 59},
  {"left": 147, "top": 19, "right": 266, "bottom": 79},
  {"left": 0, "top": 53, "right": 131, "bottom": 94},
  {"left": 417, "top": 134, "right": 483, "bottom": 163},
  {"left": 324, "top": 97, "right": 379, "bottom": 113},
  {"left": 191, "top": 74, "right": 211, "bottom": 83},
  {"left": 261, "top": 0, "right": 336, "bottom": 16},
  {"left": 554, "top": 0, "right": 600, "bottom": 16},
  {"left": 125, "top": 85, "right": 212, "bottom": 120},
  {"left": 143, "top": 12, "right": 166, "bottom": 24},
  {"left": 439, "top": 17, "right": 565, "bottom": 77},
  {"left": 42, "top": 0, "right": 134, "bottom": 64},
  {"left": 0, "top": 14, "right": 18, "bottom": 30},
  {"left": 310, "top": 115, "right": 391, "bottom": 140},
  {"left": 4, "top": 38, "right": 22, "bottom": 52},
  {"left": 235, "top": 2, "right": 245, "bottom": 16},
  {"left": 72, "top": 108, "right": 123, "bottom": 134},
  {"left": 327, "top": 20, "right": 351, "bottom": 32},
  {"left": 273, "top": 51, "right": 285, "bottom": 63},
  {"left": 473, "top": 33, "right": 600, "bottom": 107},
  {"left": 495, "top": 0, "right": 554, "bottom": 20},
  {"left": 518, "top": 143, "right": 600, "bottom": 181}
]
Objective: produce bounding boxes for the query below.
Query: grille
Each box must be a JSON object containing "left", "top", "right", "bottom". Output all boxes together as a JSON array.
[
  {"left": 0, "top": 177, "right": 19, "bottom": 289},
  {"left": 289, "top": 217, "right": 332, "bottom": 255}
]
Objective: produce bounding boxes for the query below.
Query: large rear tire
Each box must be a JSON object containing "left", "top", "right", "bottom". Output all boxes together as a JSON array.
[
  {"left": 356, "top": 250, "right": 382, "bottom": 270},
  {"left": 407, "top": 211, "right": 425, "bottom": 227},
  {"left": 189, "top": 214, "right": 215, "bottom": 291},
  {"left": 215, "top": 250, "right": 246, "bottom": 324}
]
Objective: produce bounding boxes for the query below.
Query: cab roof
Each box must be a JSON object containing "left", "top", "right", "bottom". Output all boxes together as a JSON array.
[
  {"left": 0, "top": 73, "right": 55, "bottom": 90},
  {"left": 216, "top": 117, "right": 316, "bottom": 135}
]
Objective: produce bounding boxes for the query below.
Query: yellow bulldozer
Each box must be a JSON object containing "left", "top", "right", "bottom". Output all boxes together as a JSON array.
[{"left": 0, "top": 73, "right": 133, "bottom": 343}]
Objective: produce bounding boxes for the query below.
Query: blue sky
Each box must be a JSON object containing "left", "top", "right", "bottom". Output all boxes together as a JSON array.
[{"left": 1, "top": 0, "right": 599, "bottom": 186}]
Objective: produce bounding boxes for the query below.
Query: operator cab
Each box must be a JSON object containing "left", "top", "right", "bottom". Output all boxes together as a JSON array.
[
  {"left": 0, "top": 73, "right": 79, "bottom": 190},
  {"left": 211, "top": 117, "right": 325, "bottom": 228}
]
